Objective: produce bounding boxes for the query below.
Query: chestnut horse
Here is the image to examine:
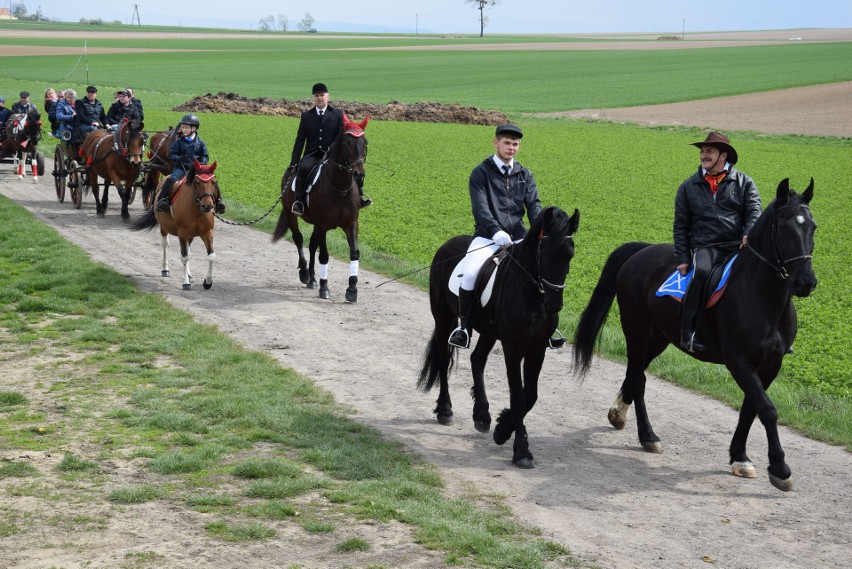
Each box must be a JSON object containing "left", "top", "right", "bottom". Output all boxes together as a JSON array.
[
  {"left": 141, "top": 128, "right": 175, "bottom": 209},
  {"left": 271, "top": 114, "right": 368, "bottom": 303},
  {"left": 79, "top": 118, "right": 146, "bottom": 219},
  {"left": 3, "top": 107, "right": 42, "bottom": 182},
  {"left": 130, "top": 160, "right": 218, "bottom": 290}
]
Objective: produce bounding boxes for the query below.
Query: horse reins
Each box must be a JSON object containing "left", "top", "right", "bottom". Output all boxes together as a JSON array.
[
  {"left": 502, "top": 233, "right": 573, "bottom": 294},
  {"left": 745, "top": 215, "right": 812, "bottom": 280}
]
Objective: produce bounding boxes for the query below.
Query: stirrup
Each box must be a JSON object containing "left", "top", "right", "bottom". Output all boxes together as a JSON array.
[
  {"left": 681, "top": 331, "right": 705, "bottom": 353},
  {"left": 292, "top": 200, "right": 305, "bottom": 216},
  {"left": 547, "top": 330, "right": 566, "bottom": 349},
  {"left": 359, "top": 195, "right": 373, "bottom": 208},
  {"left": 448, "top": 327, "right": 470, "bottom": 349}
]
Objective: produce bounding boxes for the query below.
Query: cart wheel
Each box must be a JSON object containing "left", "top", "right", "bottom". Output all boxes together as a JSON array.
[
  {"left": 53, "top": 146, "right": 66, "bottom": 203},
  {"left": 69, "top": 161, "right": 83, "bottom": 209},
  {"left": 36, "top": 151, "right": 45, "bottom": 177}
]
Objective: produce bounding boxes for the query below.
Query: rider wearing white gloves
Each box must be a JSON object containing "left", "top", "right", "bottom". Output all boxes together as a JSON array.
[{"left": 449, "top": 123, "right": 560, "bottom": 349}]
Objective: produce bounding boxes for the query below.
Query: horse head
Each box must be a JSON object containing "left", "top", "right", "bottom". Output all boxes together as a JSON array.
[
  {"left": 747, "top": 178, "right": 817, "bottom": 297},
  {"left": 190, "top": 160, "right": 218, "bottom": 213},
  {"left": 118, "top": 117, "right": 146, "bottom": 165},
  {"left": 341, "top": 113, "right": 369, "bottom": 189},
  {"left": 520, "top": 206, "right": 581, "bottom": 314}
]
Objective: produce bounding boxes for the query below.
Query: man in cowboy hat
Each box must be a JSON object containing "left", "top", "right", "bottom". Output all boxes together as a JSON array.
[
  {"left": 287, "top": 82, "right": 371, "bottom": 216},
  {"left": 674, "top": 131, "right": 762, "bottom": 352}
]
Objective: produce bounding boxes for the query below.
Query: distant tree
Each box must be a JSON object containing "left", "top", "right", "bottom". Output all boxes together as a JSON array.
[
  {"left": 298, "top": 12, "right": 315, "bottom": 33},
  {"left": 278, "top": 15, "right": 289, "bottom": 32},
  {"left": 465, "top": 0, "right": 497, "bottom": 38},
  {"left": 11, "top": 2, "right": 28, "bottom": 19},
  {"left": 259, "top": 15, "right": 275, "bottom": 31}
]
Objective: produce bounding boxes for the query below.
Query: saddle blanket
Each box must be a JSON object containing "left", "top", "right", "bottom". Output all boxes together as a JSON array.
[
  {"left": 448, "top": 256, "right": 500, "bottom": 307},
  {"left": 656, "top": 254, "right": 737, "bottom": 304},
  {"left": 289, "top": 162, "right": 325, "bottom": 195}
]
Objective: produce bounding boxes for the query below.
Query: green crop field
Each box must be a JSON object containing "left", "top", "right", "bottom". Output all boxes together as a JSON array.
[{"left": 1, "top": 27, "right": 850, "bottom": 447}]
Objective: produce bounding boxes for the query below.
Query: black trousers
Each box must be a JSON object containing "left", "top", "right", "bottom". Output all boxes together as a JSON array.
[{"left": 681, "top": 246, "right": 731, "bottom": 337}]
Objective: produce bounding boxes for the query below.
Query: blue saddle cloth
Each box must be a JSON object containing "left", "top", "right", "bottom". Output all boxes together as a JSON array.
[{"left": 656, "top": 254, "right": 737, "bottom": 300}]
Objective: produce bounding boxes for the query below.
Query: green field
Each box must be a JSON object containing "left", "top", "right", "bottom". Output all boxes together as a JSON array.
[{"left": 1, "top": 28, "right": 850, "bottom": 446}]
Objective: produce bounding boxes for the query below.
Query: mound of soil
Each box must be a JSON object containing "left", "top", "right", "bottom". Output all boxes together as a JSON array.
[{"left": 175, "top": 92, "right": 508, "bottom": 125}]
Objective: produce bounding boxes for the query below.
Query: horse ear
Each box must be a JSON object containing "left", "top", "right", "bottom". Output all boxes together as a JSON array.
[
  {"left": 801, "top": 178, "right": 814, "bottom": 204},
  {"left": 358, "top": 114, "right": 370, "bottom": 130},
  {"left": 342, "top": 112, "right": 349, "bottom": 124},
  {"left": 209, "top": 161, "right": 218, "bottom": 173},
  {"left": 193, "top": 159, "right": 202, "bottom": 169},
  {"left": 776, "top": 178, "right": 791, "bottom": 207},
  {"left": 569, "top": 208, "right": 580, "bottom": 233}
]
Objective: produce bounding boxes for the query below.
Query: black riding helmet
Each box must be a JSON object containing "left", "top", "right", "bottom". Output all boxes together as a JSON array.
[{"left": 179, "top": 113, "right": 200, "bottom": 128}]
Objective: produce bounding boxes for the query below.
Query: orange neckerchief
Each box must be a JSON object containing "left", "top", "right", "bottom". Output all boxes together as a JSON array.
[{"left": 704, "top": 170, "right": 728, "bottom": 194}]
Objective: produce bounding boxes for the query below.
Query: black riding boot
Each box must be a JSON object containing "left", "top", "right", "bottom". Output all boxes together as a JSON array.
[
  {"left": 156, "top": 178, "right": 175, "bottom": 212},
  {"left": 448, "top": 288, "right": 475, "bottom": 349},
  {"left": 292, "top": 176, "right": 306, "bottom": 216},
  {"left": 680, "top": 283, "right": 706, "bottom": 352},
  {"left": 359, "top": 187, "right": 372, "bottom": 209}
]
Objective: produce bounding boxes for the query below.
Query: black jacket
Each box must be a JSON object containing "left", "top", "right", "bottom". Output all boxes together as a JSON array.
[
  {"left": 168, "top": 134, "right": 209, "bottom": 172},
  {"left": 673, "top": 166, "right": 762, "bottom": 265},
  {"left": 289, "top": 106, "right": 343, "bottom": 166},
  {"left": 106, "top": 101, "right": 141, "bottom": 127},
  {"left": 469, "top": 157, "right": 542, "bottom": 240},
  {"left": 76, "top": 98, "right": 107, "bottom": 128}
]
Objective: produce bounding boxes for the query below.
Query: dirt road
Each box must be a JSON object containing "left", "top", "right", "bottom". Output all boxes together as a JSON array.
[{"left": 1, "top": 175, "right": 849, "bottom": 569}]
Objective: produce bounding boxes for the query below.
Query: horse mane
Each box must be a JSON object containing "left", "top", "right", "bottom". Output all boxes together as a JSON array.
[{"left": 524, "top": 206, "right": 574, "bottom": 244}]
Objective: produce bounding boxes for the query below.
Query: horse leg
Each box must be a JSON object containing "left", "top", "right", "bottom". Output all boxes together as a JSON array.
[
  {"left": 91, "top": 174, "right": 106, "bottom": 216},
  {"left": 15, "top": 150, "right": 23, "bottom": 180},
  {"left": 179, "top": 238, "right": 193, "bottom": 289},
  {"left": 616, "top": 329, "right": 668, "bottom": 453},
  {"left": 201, "top": 231, "right": 215, "bottom": 290},
  {"left": 728, "top": 360, "right": 791, "bottom": 491},
  {"left": 316, "top": 232, "right": 331, "bottom": 300},
  {"left": 344, "top": 225, "right": 360, "bottom": 303},
  {"left": 287, "top": 218, "right": 310, "bottom": 285},
  {"left": 160, "top": 231, "right": 170, "bottom": 277},
  {"left": 29, "top": 150, "right": 38, "bottom": 182},
  {"left": 306, "top": 230, "right": 320, "bottom": 290},
  {"left": 470, "top": 335, "right": 496, "bottom": 432},
  {"left": 111, "top": 175, "right": 130, "bottom": 219},
  {"left": 494, "top": 347, "right": 534, "bottom": 468},
  {"left": 729, "top": 397, "right": 758, "bottom": 478}
]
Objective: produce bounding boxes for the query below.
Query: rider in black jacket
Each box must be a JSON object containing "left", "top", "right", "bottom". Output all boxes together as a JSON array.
[
  {"left": 106, "top": 89, "right": 140, "bottom": 129},
  {"left": 76, "top": 86, "right": 107, "bottom": 139}
]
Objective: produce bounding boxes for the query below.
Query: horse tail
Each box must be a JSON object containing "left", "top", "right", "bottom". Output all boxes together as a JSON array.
[
  {"left": 417, "top": 329, "right": 455, "bottom": 392},
  {"left": 129, "top": 209, "right": 159, "bottom": 232},
  {"left": 271, "top": 207, "right": 290, "bottom": 243},
  {"left": 573, "top": 241, "right": 651, "bottom": 375}
]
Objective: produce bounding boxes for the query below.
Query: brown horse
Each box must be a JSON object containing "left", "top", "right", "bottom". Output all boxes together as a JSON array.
[
  {"left": 141, "top": 128, "right": 175, "bottom": 209},
  {"left": 79, "top": 118, "right": 146, "bottom": 219},
  {"left": 3, "top": 107, "right": 42, "bottom": 182},
  {"left": 271, "top": 114, "right": 368, "bottom": 303},
  {"left": 130, "top": 160, "right": 218, "bottom": 290}
]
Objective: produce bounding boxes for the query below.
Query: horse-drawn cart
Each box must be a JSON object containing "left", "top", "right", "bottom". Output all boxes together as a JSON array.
[{"left": 51, "top": 135, "right": 88, "bottom": 207}]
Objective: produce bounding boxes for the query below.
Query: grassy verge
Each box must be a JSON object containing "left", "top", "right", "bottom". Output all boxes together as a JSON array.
[{"left": 0, "top": 196, "right": 580, "bottom": 567}]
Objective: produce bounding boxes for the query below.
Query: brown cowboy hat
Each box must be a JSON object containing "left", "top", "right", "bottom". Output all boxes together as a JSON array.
[{"left": 691, "top": 131, "right": 738, "bottom": 165}]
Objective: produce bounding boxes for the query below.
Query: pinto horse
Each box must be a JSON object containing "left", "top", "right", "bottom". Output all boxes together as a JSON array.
[
  {"left": 271, "top": 114, "right": 368, "bottom": 303},
  {"left": 573, "top": 179, "right": 816, "bottom": 491},
  {"left": 418, "top": 206, "right": 580, "bottom": 468},
  {"left": 79, "top": 118, "right": 146, "bottom": 219},
  {"left": 130, "top": 160, "right": 218, "bottom": 290},
  {"left": 4, "top": 107, "right": 42, "bottom": 182}
]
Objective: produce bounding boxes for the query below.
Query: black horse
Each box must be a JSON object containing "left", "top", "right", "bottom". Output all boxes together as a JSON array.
[
  {"left": 272, "top": 115, "right": 368, "bottom": 302},
  {"left": 418, "top": 206, "right": 580, "bottom": 468},
  {"left": 573, "top": 178, "right": 816, "bottom": 491},
  {"left": 3, "top": 107, "right": 42, "bottom": 182}
]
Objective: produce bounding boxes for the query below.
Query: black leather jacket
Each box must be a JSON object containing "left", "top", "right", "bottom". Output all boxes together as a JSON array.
[
  {"left": 470, "top": 157, "right": 542, "bottom": 240},
  {"left": 673, "top": 166, "right": 762, "bottom": 265},
  {"left": 168, "top": 134, "right": 209, "bottom": 172},
  {"left": 76, "top": 98, "right": 107, "bottom": 127}
]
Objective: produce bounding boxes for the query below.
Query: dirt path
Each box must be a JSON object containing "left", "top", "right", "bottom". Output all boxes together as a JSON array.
[{"left": 1, "top": 176, "right": 849, "bottom": 569}]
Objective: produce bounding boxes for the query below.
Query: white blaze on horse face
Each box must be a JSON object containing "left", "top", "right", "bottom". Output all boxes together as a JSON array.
[{"left": 796, "top": 215, "right": 805, "bottom": 224}]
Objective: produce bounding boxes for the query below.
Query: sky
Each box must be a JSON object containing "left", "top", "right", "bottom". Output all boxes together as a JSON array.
[{"left": 10, "top": 1, "right": 852, "bottom": 34}]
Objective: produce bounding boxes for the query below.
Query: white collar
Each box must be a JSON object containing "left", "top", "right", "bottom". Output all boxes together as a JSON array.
[
  {"left": 702, "top": 162, "right": 731, "bottom": 176},
  {"left": 492, "top": 155, "right": 513, "bottom": 172}
]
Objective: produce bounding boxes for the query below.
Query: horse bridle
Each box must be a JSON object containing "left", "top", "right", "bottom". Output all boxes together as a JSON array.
[
  {"left": 504, "top": 231, "right": 573, "bottom": 294},
  {"left": 326, "top": 132, "right": 366, "bottom": 193},
  {"left": 745, "top": 212, "right": 812, "bottom": 280}
]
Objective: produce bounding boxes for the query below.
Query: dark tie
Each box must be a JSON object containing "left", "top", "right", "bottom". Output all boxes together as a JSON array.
[
  {"left": 318, "top": 110, "right": 324, "bottom": 117},
  {"left": 502, "top": 165, "right": 510, "bottom": 190}
]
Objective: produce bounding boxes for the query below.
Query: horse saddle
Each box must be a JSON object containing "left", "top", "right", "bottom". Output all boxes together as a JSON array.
[
  {"left": 656, "top": 254, "right": 738, "bottom": 308},
  {"left": 289, "top": 161, "right": 326, "bottom": 197},
  {"left": 448, "top": 249, "right": 508, "bottom": 308}
]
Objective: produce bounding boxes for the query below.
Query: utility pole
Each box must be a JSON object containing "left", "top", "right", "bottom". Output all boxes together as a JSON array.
[{"left": 131, "top": 4, "right": 141, "bottom": 26}]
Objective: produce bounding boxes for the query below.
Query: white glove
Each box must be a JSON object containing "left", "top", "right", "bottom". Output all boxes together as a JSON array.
[{"left": 492, "top": 230, "right": 512, "bottom": 247}]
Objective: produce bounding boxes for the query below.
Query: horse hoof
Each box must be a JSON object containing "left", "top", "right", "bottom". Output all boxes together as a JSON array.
[
  {"left": 203, "top": 279, "right": 213, "bottom": 290},
  {"left": 33, "top": 177, "right": 38, "bottom": 183},
  {"left": 161, "top": 270, "right": 170, "bottom": 277},
  {"left": 345, "top": 288, "right": 357, "bottom": 303},
  {"left": 182, "top": 283, "right": 192, "bottom": 290},
  {"left": 306, "top": 279, "right": 317, "bottom": 289},
  {"left": 474, "top": 421, "right": 491, "bottom": 433},
  {"left": 641, "top": 440, "right": 662, "bottom": 454},
  {"left": 299, "top": 271, "right": 310, "bottom": 284},
  {"left": 437, "top": 413, "right": 453, "bottom": 426},
  {"left": 769, "top": 472, "right": 793, "bottom": 492},
  {"left": 608, "top": 407, "right": 627, "bottom": 430},
  {"left": 731, "top": 461, "right": 757, "bottom": 478},
  {"left": 319, "top": 289, "right": 330, "bottom": 300},
  {"left": 513, "top": 457, "right": 535, "bottom": 469}
]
